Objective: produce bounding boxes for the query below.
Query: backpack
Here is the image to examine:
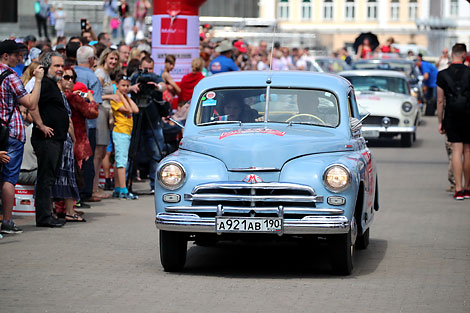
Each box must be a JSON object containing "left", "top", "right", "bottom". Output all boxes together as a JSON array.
[
  {"left": 0, "top": 69, "right": 15, "bottom": 150},
  {"left": 441, "top": 66, "right": 470, "bottom": 114}
]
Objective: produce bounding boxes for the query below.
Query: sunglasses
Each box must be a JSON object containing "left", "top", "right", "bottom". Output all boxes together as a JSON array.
[{"left": 63, "top": 75, "right": 74, "bottom": 81}]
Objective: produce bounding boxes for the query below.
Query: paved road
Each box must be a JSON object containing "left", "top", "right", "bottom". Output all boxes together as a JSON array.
[{"left": 1, "top": 116, "right": 469, "bottom": 313}]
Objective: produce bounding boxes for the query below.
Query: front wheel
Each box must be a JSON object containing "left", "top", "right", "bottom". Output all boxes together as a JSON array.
[
  {"left": 328, "top": 230, "right": 354, "bottom": 275},
  {"left": 401, "top": 133, "right": 413, "bottom": 147},
  {"left": 355, "top": 228, "right": 370, "bottom": 250},
  {"left": 159, "top": 230, "right": 187, "bottom": 272}
]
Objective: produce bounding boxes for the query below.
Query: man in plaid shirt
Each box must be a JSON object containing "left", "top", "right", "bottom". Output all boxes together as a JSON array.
[{"left": 0, "top": 40, "right": 44, "bottom": 234}]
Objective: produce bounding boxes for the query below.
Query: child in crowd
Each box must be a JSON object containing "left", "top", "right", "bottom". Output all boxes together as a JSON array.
[{"left": 110, "top": 74, "right": 139, "bottom": 199}]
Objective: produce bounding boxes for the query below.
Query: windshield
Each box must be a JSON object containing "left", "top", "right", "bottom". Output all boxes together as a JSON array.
[
  {"left": 195, "top": 88, "right": 339, "bottom": 127},
  {"left": 342, "top": 75, "right": 409, "bottom": 95},
  {"left": 353, "top": 62, "right": 415, "bottom": 75}
]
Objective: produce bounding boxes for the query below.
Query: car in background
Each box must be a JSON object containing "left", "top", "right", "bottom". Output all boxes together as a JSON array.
[
  {"left": 308, "top": 57, "right": 352, "bottom": 73},
  {"left": 340, "top": 70, "right": 420, "bottom": 147},
  {"left": 352, "top": 59, "right": 424, "bottom": 106},
  {"left": 155, "top": 71, "right": 379, "bottom": 275}
]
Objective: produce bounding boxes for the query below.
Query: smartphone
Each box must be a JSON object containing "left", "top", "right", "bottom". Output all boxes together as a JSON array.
[
  {"left": 78, "top": 91, "right": 88, "bottom": 98},
  {"left": 80, "top": 19, "right": 87, "bottom": 31}
]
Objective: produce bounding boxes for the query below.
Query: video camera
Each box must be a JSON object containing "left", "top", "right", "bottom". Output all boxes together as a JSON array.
[{"left": 133, "top": 70, "right": 171, "bottom": 117}]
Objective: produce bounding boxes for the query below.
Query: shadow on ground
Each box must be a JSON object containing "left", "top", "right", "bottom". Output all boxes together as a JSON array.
[{"left": 159, "top": 238, "right": 388, "bottom": 279}]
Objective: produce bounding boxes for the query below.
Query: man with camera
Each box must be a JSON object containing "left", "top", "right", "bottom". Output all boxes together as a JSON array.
[{"left": 129, "top": 56, "right": 167, "bottom": 192}]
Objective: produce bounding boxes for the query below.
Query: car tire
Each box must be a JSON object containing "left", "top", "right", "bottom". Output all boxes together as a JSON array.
[
  {"left": 159, "top": 230, "right": 187, "bottom": 272},
  {"left": 328, "top": 230, "right": 354, "bottom": 275},
  {"left": 401, "top": 133, "right": 413, "bottom": 147},
  {"left": 355, "top": 228, "right": 370, "bottom": 250}
]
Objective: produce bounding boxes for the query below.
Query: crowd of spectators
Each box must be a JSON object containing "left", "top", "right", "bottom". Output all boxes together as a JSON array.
[{"left": 2, "top": 2, "right": 470, "bottom": 237}]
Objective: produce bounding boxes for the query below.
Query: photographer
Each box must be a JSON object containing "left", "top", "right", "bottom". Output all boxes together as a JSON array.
[{"left": 129, "top": 56, "right": 168, "bottom": 193}]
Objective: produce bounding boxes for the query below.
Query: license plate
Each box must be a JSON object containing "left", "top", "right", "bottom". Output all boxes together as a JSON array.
[
  {"left": 362, "top": 130, "right": 380, "bottom": 138},
  {"left": 216, "top": 217, "right": 283, "bottom": 233}
]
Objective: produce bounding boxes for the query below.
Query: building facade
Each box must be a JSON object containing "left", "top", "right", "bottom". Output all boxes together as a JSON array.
[{"left": 259, "top": 0, "right": 470, "bottom": 55}]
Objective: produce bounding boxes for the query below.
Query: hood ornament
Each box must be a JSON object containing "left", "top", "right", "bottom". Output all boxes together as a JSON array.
[{"left": 243, "top": 174, "right": 263, "bottom": 184}]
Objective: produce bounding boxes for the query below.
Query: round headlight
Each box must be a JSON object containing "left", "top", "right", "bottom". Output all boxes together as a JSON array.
[
  {"left": 323, "top": 165, "right": 351, "bottom": 192},
  {"left": 158, "top": 162, "right": 186, "bottom": 190},
  {"left": 402, "top": 102, "right": 413, "bottom": 113}
]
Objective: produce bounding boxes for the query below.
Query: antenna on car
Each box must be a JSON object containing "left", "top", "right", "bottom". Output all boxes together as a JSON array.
[{"left": 264, "top": 26, "right": 276, "bottom": 124}]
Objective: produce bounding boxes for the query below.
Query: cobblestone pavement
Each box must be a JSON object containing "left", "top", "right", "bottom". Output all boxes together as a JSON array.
[{"left": 0, "top": 116, "right": 469, "bottom": 313}]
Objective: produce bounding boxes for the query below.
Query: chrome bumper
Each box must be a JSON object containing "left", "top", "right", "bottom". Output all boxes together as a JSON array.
[
  {"left": 362, "top": 125, "right": 416, "bottom": 133},
  {"left": 155, "top": 212, "right": 351, "bottom": 235}
]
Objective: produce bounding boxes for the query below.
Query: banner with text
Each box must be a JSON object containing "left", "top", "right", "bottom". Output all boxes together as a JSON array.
[{"left": 152, "top": 15, "right": 200, "bottom": 82}]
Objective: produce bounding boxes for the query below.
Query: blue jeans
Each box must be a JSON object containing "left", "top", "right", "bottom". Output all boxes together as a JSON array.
[
  {"left": 1, "top": 137, "right": 24, "bottom": 185},
  {"left": 141, "top": 127, "right": 165, "bottom": 190}
]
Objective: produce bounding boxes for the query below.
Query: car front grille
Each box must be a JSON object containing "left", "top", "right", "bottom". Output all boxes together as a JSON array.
[
  {"left": 362, "top": 115, "right": 399, "bottom": 126},
  {"left": 165, "top": 182, "right": 344, "bottom": 218}
]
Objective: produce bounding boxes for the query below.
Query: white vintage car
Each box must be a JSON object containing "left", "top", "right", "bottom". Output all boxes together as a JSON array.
[{"left": 339, "top": 70, "right": 420, "bottom": 147}]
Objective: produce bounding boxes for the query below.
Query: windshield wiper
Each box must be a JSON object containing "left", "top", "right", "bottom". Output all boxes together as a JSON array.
[
  {"left": 288, "top": 121, "right": 317, "bottom": 127},
  {"left": 199, "top": 120, "right": 242, "bottom": 126}
]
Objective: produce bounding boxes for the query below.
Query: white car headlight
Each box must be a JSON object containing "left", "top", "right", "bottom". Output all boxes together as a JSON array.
[
  {"left": 158, "top": 162, "right": 186, "bottom": 190},
  {"left": 402, "top": 102, "right": 413, "bottom": 114},
  {"left": 323, "top": 164, "right": 351, "bottom": 192}
]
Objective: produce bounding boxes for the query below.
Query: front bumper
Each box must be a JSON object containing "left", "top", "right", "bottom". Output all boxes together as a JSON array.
[
  {"left": 362, "top": 125, "right": 416, "bottom": 134},
  {"left": 155, "top": 212, "right": 351, "bottom": 235}
]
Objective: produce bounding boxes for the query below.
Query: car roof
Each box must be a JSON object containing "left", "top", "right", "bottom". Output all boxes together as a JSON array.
[
  {"left": 353, "top": 58, "right": 414, "bottom": 64},
  {"left": 339, "top": 69, "right": 407, "bottom": 78},
  {"left": 197, "top": 71, "right": 351, "bottom": 92}
]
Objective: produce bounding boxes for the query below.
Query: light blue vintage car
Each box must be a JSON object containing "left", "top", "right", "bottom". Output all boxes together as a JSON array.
[{"left": 155, "top": 71, "right": 379, "bottom": 275}]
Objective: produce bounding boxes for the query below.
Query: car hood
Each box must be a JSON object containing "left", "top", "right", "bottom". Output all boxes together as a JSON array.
[
  {"left": 180, "top": 125, "right": 349, "bottom": 170},
  {"left": 356, "top": 91, "right": 406, "bottom": 114}
]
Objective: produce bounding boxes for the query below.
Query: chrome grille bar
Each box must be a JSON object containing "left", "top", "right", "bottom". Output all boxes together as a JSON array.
[
  {"left": 166, "top": 206, "right": 343, "bottom": 215},
  {"left": 192, "top": 182, "right": 317, "bottom": 195},
  {"left": 184, "top": 193, "right": 323, "bottom": 203}
]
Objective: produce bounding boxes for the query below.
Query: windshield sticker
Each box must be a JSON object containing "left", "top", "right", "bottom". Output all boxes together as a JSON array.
[
  {"left": 206, "top": 91, "right": 216, "bottom": 99},
  {"left": 219, "top": 128, "right": 286, "bottom": 140},
  {"left": 202, "top": 99, "right": 217, "bottom": 107}
]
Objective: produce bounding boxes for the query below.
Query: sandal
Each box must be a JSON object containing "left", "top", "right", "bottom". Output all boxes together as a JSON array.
[{"left": 65, "top": 214, "right": 86, "bottom": 222}]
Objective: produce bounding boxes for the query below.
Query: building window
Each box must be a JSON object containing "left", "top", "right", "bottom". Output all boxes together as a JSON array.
[
  {"left": 323, "top": 0, "right": 333, "bottom": 20},
  {"left": 408, "top": 0, "right": 418, "bottom": 20},
  {"left": 301, "top": 0, "right": 312, "bottom": 20},
  {"left": 278, "top": 0, "right": 290, "bottom": 20},
  {"left": 345, "top": 0, "right": 356, "bottom": 20},
  {"left": 367, "top": 0, "right": 377, "bottom": 20},
  {"left": 450, "top": 0, "right": 458, "bottom": 17},
  {"left": 390, "top": 0, "right": 399, "bottom": 21}
]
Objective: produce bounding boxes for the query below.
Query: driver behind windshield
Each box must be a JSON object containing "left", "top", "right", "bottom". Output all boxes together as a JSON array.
[{"left": 220, "top": 95, "right": 259, "bottom": 122}]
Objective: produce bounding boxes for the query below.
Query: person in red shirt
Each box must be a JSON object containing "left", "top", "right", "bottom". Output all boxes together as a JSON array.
[{"left": 178, "top": 58, "right": 204, "bottom": 104}]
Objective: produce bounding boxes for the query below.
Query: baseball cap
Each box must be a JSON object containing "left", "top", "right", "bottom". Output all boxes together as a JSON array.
[
  {"left": 72, "top": 82, "right": 89, "bottom": 93},
  {"left": 30, "top": 47, "right": 41, "bottom": 60},
  {"left": 233, "top": 40, "right": 247, "bottom": 53},
  {"left": 23, "top": 35, "right": 37, "bottom": 43},
  {"left": 0, "top": 40, "right": 26, "bottom": 54}
]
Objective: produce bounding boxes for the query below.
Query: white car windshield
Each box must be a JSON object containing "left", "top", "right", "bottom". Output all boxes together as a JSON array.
[
  {"left": 342, "top": 75, "right": 409, "bottom": 95},
  {"left": 195, "top": 88, "right": 339, "bottom": 127}
]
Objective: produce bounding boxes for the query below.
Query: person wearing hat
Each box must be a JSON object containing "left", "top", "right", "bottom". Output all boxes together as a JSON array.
[
  {"left": 0, "top": 40, "right": 44, "bottom": 234},
  {"left": 209, "top": 40, "right": 239, "bottom": 75}
]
